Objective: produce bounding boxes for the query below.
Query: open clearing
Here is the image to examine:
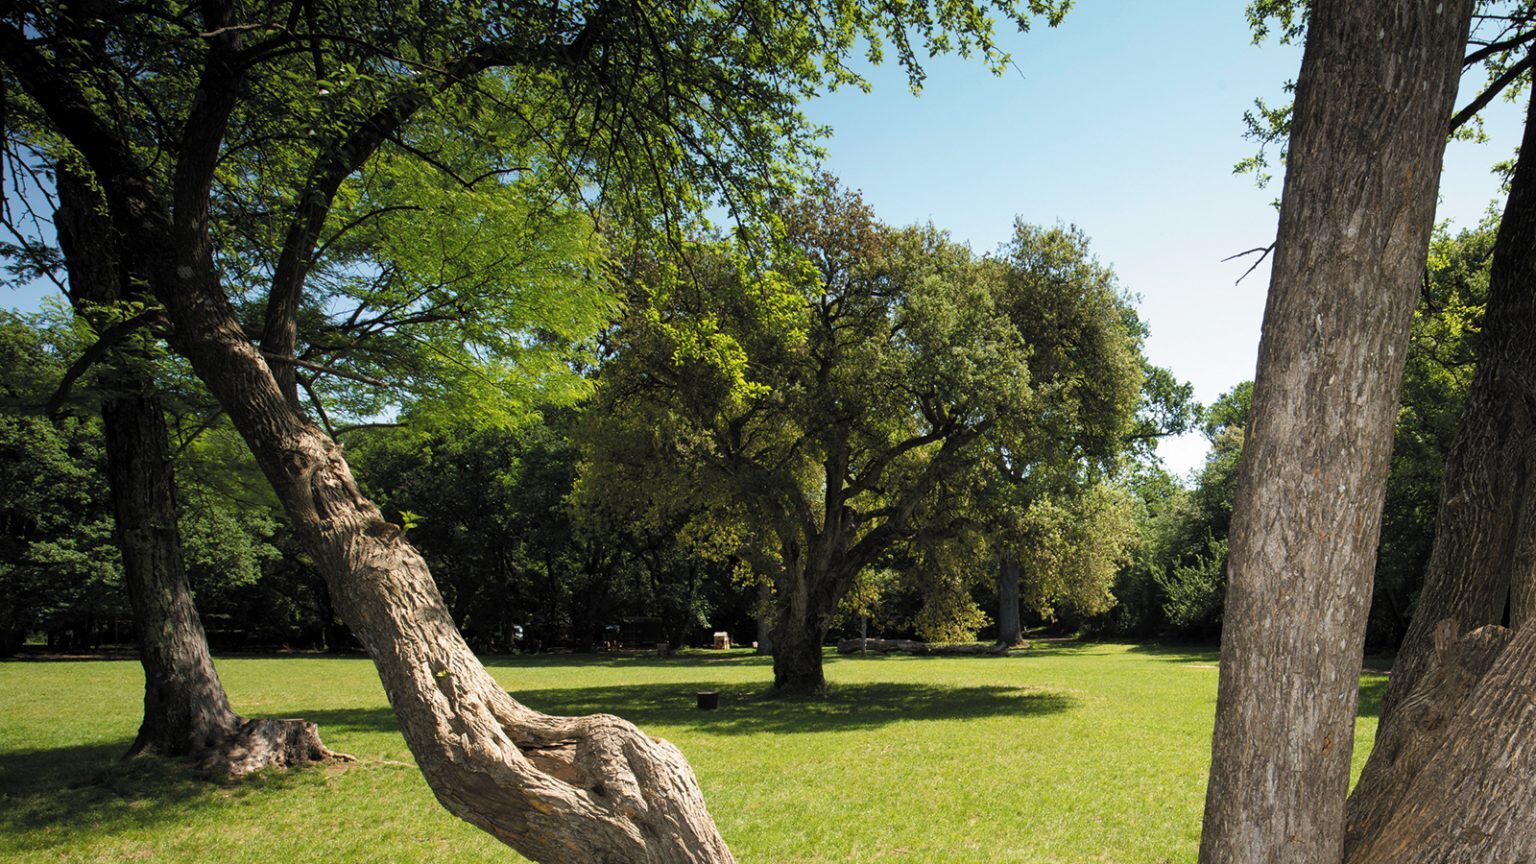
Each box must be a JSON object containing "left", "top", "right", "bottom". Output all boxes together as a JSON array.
[{"left": 0, "top": 643, "right": 1384, "bottom": 863}]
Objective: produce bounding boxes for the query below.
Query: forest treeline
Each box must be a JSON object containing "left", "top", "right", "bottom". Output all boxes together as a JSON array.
[{"left": 1, "top": 203, "right": 1492, "bottom": 659}]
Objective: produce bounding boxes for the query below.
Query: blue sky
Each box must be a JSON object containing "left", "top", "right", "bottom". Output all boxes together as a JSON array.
[{"left": 802, "top": 1, "right": 1524, "bottom": 478}]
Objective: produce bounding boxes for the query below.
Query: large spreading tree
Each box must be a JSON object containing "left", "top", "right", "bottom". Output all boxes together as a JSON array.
[{"left": 0, "top": 0, "right": 1069, "bottom": 859}]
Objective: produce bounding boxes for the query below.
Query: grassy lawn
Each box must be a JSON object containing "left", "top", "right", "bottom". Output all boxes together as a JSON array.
[{"left": 0, "top": 643, "right": 1386, "bottom": 863}]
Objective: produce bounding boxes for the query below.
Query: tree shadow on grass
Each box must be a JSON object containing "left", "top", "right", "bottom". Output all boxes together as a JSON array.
[
  {"left": 281, "top": 680, "right": 1075, "bottom": 741},
  {"left": 0, "top": 740, "right": 323, "bottom": 853},
  {"left": 479, "top": 649, "right": 776, "bottom": 671},
  {"left": 515, "top": 680, "right": 1076, "bottom": 736}
]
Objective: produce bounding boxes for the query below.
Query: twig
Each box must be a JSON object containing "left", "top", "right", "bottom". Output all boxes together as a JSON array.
[{"left": 1222, "top": 243, "right": 1277, "bottom": 285}]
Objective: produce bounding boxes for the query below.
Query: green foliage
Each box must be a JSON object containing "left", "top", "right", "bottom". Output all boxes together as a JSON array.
[
  {"left": 1104, "top": 222, "right": 1496, "bottom": 645},
  {"left": 587, "top": 181, "right": 1101, "bottom": 660},
  {"left": 0, "top": 316, "right": 120, "bottom": 652},
  {"left": 1369, "top": 221, "right": 1493, "bottom": 645},
  {"left": 1155, "top": 537, "right": 1229, "bottom": 633},
  {"left": 1013, "top": 485, "right": 1137, "bottom": 622}
]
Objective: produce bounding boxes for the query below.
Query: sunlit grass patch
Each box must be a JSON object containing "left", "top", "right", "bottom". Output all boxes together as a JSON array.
[{"left": 0, "top": 644, "right": 1381, "bottom": 863}]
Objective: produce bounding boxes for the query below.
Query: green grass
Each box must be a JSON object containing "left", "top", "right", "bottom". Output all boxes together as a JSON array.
[{"left": 0, "top": 643, "right": 1386, "bottom": 863}]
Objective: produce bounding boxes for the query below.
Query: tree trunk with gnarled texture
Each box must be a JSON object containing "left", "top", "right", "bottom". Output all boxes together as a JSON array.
[
  {"left": 1197, "top": 3, "right": 1472, "bottom": 863},
  {"left": 55, "top": 173, "right": 338, "bottom": 778},
  {"left": 1378, "top": 81, "right": 1536, "bottom": 735},
  {"left": 1344, "top": 621, "right": 1513, "bottom": 860},
  {"left": 141, "top": 214, "right": 733, "bottom": 862},
  {"left": 155, "top": 289, "right": 734, "bottom": 862}
]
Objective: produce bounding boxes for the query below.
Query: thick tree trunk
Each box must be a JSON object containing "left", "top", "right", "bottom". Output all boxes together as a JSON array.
[
  {"left": 997, "top": 555, "right": 1024, "bottom": 647},
  {"left": 769, "top": 553, "right": 846, "bottom": 694},
  {"left": 1378, "top": 82, "right": 1536, "bottom": 732},
  {"left": 769, "top": 606, "right": 828, "bottom": 694},
  {"left": 1197, "top": 3, "right": 1472, "bottom": 863},
  {"left": 104, "top": 390, "right": 337, "bottom": 776},
  {"left": 1343, "top": 620, "right": 1514, "bottom": 860},
  {"left": 55, "top": 172, "right": 338, "bottom": 778},
  {"left": 139, "top": 214, "right": 732, "bottom": 859},
  {"left": 1341, "top": 618, "right": 1536, "bottom": 862}
]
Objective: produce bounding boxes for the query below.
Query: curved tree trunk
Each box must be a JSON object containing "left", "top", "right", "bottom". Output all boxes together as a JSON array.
[
  {"left": 1197, "top": 3, "right": 1473, "bottom": 862},
  {"left": 1378, "top": 80, "right": 1536, "bottom": 733},
  {"left": 997, "top": 555, "right": 1024, "bottom": 647},
  {"left": 56, "top": 172, "right": 338, "bottom": 778},
  {"left": 142, "top": 212, "right": 734, "bottom": 863}
]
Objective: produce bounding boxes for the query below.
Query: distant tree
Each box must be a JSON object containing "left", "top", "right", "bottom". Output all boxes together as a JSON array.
[
  {"left": 592, "top": 182, "right": 1037, "bottom": 692},
  {"left": 984, "top": 224, "right": 1147, "bottom": 645}
]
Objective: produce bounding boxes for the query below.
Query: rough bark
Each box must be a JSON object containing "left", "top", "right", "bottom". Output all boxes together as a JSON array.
[
  {"left": 1344, "top": 621, "right": 1512, "bottom": 857},
  {"left": 1197, "top": 3, "right": 1473, "bottom": 863},
  {"left": 1379, "top": 80, "right": 1536, "bottom": 731},
  {"left": 1344, "top": 620, "right": 1536, "bottom": 863},
  {"left": 997, "top": 555, "right": 1024, "bottom": 647},
  {"left": 55, "top": 172, "right": 338, "bottom": 779}
]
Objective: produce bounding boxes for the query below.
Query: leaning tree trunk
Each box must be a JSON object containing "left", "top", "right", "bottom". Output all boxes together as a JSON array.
[
  {"left": 997, "top": 555, "right": 1024, "bottom": 647},
  {"left": 1341, "top": 70, "right": 1536, "bottom": 863},
  {"left": 1197, "top": 3, "right": 1472, "bottom": 863},
  {"left": 55, "top": 171, "right": 337, "bottom": 778},
  {"left": 1377, "top": 80, "right": 1536, "bottom": 734},
  {"left": 140, "top": 191, "right": 733, "bottom": 862}
]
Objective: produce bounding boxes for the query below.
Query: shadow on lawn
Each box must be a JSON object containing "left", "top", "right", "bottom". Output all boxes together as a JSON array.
[
  {"left": 288, "top": 680, "right": 1075, "bottom": 739},
  {"left": 0, "top": 739, "right": 319, "bottom": 851}
]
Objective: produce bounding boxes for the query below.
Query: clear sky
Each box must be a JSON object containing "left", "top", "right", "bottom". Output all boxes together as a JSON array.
[{"left": 801, "top": 0, "right": 1524, "bottom": 479}]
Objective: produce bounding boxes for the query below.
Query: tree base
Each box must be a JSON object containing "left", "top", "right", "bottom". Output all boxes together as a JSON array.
[{"left": 129, "top": 716, "right": 351, "bottom": 780}]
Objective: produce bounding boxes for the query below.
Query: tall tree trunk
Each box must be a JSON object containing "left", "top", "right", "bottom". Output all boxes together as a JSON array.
[
  {"left": 55, "top": 172, "right": 338, "bottom": 778},
  {"left": 1340, "top": 69, "right": 1536, "bottom": 863},
  {"left": 1197, "top": 3, "right": 1472, "bottom": 863},
  {"left": 997, "top": 555, "right": 1023, "bottom": 647},
  {"left": 1378, "top": 80, "right": 1536, "bottom": 733}
]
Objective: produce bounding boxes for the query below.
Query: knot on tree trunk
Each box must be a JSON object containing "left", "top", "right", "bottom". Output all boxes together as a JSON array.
[{"left": 427, "top": 695, "right": 736, "bottom": 863}]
